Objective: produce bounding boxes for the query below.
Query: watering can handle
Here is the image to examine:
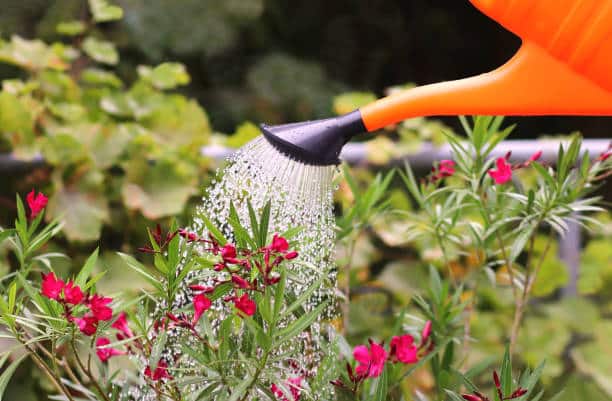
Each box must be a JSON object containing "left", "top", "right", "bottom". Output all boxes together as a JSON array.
[{"left": 358, "top": 0, "right": 612, "bottom": 131}]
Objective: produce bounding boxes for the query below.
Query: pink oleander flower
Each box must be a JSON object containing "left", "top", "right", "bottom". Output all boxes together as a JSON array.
[
  {"left": 88, "top": 294, "right": 113, "bottom": 321},
  {"left": 234, "top": 293, "right": 256, "bottom": 317},
  {"left": 96, "top": 337, "right": 125, "bottom": 362},
  {"left": 189, "top": 284, "right": 215, "bottom": 293},
  {"left": 144, "top": 360, "right": 172, "bottom": 381},
  {"left": 192, "top": 294, "right": 212, "bottom": 324},
  {"left": 26, "top": 189, "right": 48, "bottom": 220},
  {"left": 221, "top": 244, "right": 237, "bottom": 259},
  {"left": 41, "top": 272, "right": 65, "bottom": 301},
  {"left": 353, "top": 340, "right": 387, "bottom": 378},
  {"left": 271, "top": 376, "right": 303, "bottom": 401},
  {"left": 284, "top": 251, "right": 298, "bottom": 260},
  {"left": 270, "top": 234, "right": 289, "bottom": 253},
  {"left": 63, "top": 280, "right": 84, "bottom": 305},
  {"left": 73, "top": 314, "right": 99, "bottom": 336},
  {"left": 488, "top": 157, "right": 513, "bottom": 184},
  {"left": 462, "top": 395, "right": 485, "bottom": 401},
  {"left": 529, "top": 150, "right": 542, "bottom": 162},
  {"left": 439, "top": 159, "right": 456, "bottom": 177},
  {"left": 422, "top": 320, "right": 432, "bottom": 343},
  {"left": 389, "top": 334, "right": 418, "bottom": 364},
  {"left": 112, "top": 312, "right": 134, "bottom": 338},
  {"left": 231, "top": 274, "right": 250, "bottom": 289}
]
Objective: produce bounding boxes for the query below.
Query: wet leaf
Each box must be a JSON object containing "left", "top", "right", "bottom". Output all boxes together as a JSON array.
[
  {"left": 81, "top": 68, "right": 123, "bottom": 88},
  {"left": 0, "top": 35, "right": 67, "bottom": 71},
  {"left": 0, "top": 92, "right": 34, "bottom": 150}
]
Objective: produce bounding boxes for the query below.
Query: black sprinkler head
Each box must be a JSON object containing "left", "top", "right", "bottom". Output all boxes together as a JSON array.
[{"left": 260, "top": 110, "right": 366, "bottom": 166}]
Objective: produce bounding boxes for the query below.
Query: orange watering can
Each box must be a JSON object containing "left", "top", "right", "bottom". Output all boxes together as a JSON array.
[{"left": 261, "top": 0, "right": 612, "bottom": 165}]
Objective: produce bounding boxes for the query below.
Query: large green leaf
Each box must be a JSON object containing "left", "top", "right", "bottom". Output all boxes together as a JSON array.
[
  {"left": 46, "top": 175, "right": 110, "bottom": 242},
  {"left": 121, "top": 156, "right": 197, "bottom": 219},
  {"left": 0, "top": 35, "right": 68, "bottom": 71},
  {"left": 82, "top": 37, "right": 118, "bottom": 65},
  {"left": 88, "top": 0, "right": 124, "bottom": 22},
  {"left": 138, "top": 62, "right": 190, "bottom": 90},
  {"left": 0, "top": 92, "right": 35, "bottom": 152}
]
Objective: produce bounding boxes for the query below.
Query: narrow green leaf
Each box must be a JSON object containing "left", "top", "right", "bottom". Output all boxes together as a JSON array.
[
  {"left": 200, "top": 215, "right": 227, "bottom": 245},
  {"left": 75, "top": 248, "right": 99, "bottom": 287},
  {"left": 500, "top": 345, "right": 512, "bottom": 398},
  {"left": 0, "top": 353, "right": 27, "bottom": 401},
  {"left": 0, "top": 229, "right": 14, "bottom": 245},
  {"left": 372, "top": 364, "right": 389, "bottom": 401},
  {"left": 276, "top": 301, "right": 328, "bottom": 344},
  {"left": 259, "top": 200, "right": 271, "bottom": 246}
]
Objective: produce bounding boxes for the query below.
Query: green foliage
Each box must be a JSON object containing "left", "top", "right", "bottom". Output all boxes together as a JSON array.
[{"left": 0, "top": 0, "right": 212, "bottom": 241}]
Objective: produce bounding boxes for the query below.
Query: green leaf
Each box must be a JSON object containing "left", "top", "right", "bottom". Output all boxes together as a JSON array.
[
  {"left": 0, "top": 92, "right": 35, "bottom": 151},
  {"left": 80, "top": 68, "right": 122, "bottom": 88},
  {"left": 82, "top": 37, "right": 118, "bottom": 65},
  {"left": 333, "top": 92, "right": 376, "bottom": 115},
  {"left": 500, "top": 345, "right": 512, "bottom": 399},
  {"left": 88, "top": 0, "right": 124, "bottom": 22},
  {"left": 226, "top": 121, "right": 261, "bottom": 148},
  {"left": 149, "top": 330, "right": 167, "bottom": 370},
  {"left": 138, "top": 63, "right": 190, "bottom": 90},
  {"left": 75, "top": 248, "right": 99, "bottom": 287},
  {"left": 276, "top": 301, "right": 328, "bottom": 344},
  {"left": 0, "top": 353, "right": 28, "bottom": 401},
  {"left": 122, "top": 157, "right": 197, "bottom": 219},
  {"left": 0, "top": 229, "right": 14, "bottom": 245},
  {"left": 47, "top": 181, "right": 109, "bottom": 242},
  {"left": 56, "top": 21, "right": 87, "bottom": 36},
  {"left": 372, "top": 364, "right": 389, "bottom": 401}
]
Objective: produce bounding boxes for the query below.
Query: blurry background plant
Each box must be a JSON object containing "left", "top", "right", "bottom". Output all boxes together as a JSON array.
[{"left": 0, "top": 1, "right": 611, "bottom": 400}]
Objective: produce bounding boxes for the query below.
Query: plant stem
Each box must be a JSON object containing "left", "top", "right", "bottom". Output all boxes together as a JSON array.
[
  {"left": 509, "top": 231, "right": 553, "bottom": 354},
  {"left": 342, "top": 236, "right": 357, "bottom": 335},
  {"left": 71, "top": 339, "right": 112, "bottom": 401},
  {"left": 25, "top": 343, "right": 76, "bottom": 401}
]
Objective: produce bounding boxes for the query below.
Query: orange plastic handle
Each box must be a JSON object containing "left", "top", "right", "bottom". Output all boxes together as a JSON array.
[{"left": 360, "top": 0, "right": 612, "bottom": 131}]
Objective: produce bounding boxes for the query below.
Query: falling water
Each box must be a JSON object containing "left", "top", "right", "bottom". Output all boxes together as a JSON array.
[{"left": 189, "top": 137, "right": 340, "bottom": 399}]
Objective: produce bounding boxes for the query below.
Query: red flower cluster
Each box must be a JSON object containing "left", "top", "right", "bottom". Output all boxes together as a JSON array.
[
  {"left": 144, "top": 360, "right": 172, "bottom": 381},
  {"left": 462, "top": 370, "right": 527, "bottom": 401},
  {"left": 333, "top": 321, "right": 433, "bottom": 391},
  {"left": 40, "top": 272, "right": 132, "bottom": 363},
  {"left": 26, "top": 189, "right": 48, "bottom": 220},
  {"left": 427, "top": 159, "right": 456, "bottom": 183},
  {"left": 180, "top": 231, "right": 298, "bottom": 319}
]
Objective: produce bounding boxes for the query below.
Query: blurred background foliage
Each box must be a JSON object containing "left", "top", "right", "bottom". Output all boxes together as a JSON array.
[{"left": 0, "top": 1, "right": 610, "bottom": 400}]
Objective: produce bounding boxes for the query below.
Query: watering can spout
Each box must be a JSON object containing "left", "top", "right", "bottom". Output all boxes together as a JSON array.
[
  {"left": 261, "top": 0, "right": 612, "bottom": 165},
  {"left": 360, "top": 41, "right": 612, "bottom": 131}
]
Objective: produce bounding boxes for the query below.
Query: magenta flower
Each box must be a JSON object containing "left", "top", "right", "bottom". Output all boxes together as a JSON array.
[
  {"left": 439, "top": 160, "right": 456, "bottom": 177},
  {"left": 144, "top": 360, "right": 172, "bottom": 381},
  {"left": 73, "top": 315, "right": 98, "bottom": 336},
  {"left": 88, "top": 294, "right": 113, "bottom": 321},
  {"left": 221, "top": 244, "right": 237, "bottom": 259},
  {"left": 353, "top": 340, "right": 387, "bottom": 378},
  {"left": 422, "top": 320, "right": 432, "bottom": 343},
  {"left": 26, "top": 189, "right": 48, "bottom": 220},
  {"left": 63, "top": 281, "right": 84, "bottom": 305},
  {"left": 231, "top": 274, "right": 250, "bottom": 289},
  {"left": 271, "top": 376, "right": 303, "bottom": 401},
  {"left": 284, "top": 251, "right": 298, "bottom": 260},
  {"left": 389, "top": 334, "right": 418, "bottom": 364},
  {"left": 528, "top": 150, "right": 542, "bottom": 162},
  {"left": 488, "top": 157, "right": 513, "bottom": 184},
  {"left": 112, "top": 312, "right": 134, "bottom": 338},
  {"left": 41, "top": 272, "right": 65, "bottom": 301},
  {"left": 234, "top": 293, "right": 256, "bottom": 317},
  {"left": 462, "top": 395, "right": 484, "bottom": 401},
  {"left": 96, "top": 337, "right": 125, "bottom": 362},
  {"left": 270, "top": 234, "right": 289, "bottom": 253},
  {"left": 192, "top": 294, "right": 212, "bottom": 324}
]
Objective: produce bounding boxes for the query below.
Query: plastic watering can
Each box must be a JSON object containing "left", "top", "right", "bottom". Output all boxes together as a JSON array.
[{"left": 261, "top": 0, "right": 612, "bottom": 165}]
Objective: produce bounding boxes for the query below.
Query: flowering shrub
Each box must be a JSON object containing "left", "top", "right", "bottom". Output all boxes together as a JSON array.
[{"left": 0, "top": 117, "right": 610, "bottom": 401}]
